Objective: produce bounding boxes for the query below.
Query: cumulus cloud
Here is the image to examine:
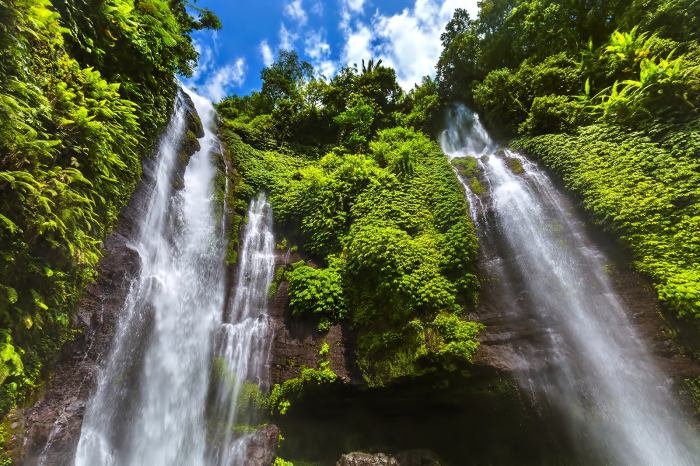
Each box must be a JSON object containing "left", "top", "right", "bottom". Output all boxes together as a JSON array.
[
  {"left": 340, "top": 0, "right": 479, "bottom": 89},
  {"left": 279, "top": 23, "right": 298, "bottom": 50},
  {"left": 344, "top": 0, "right": 366, "bottom": 13},
  {"left": 304, "top": 31, "right": 331, "bottom": 61},
  {"left": 260, "top": 40, "right": 274, "bottom": 67},
  {"left": 284, "top": 0, "right": 308, "bottom": 25},
  {"left": 342, "top": 23, "right": 374, "bottom": 69},
  {"left": 305, "top": 30, "right": 336, "bottom": 78},
  {"left": 189, "top": 34, "right": 218, "bottom": 81},
  {"left": 200, "top": 58, "right": 247, "bottom": 102}
]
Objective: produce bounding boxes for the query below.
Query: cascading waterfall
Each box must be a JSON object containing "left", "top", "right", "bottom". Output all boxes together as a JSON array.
[
  {"left": 440, "top": 105, "right": 699, "bottom": 465},
  {"left": 208, "top": 193, "right": 275, "bottom": 465},
  {"left": 72, "top": 88, "right": 275, "bottom": 466},
  {"left": 74, "top": 89, "right": 224, "bottom": 465}
]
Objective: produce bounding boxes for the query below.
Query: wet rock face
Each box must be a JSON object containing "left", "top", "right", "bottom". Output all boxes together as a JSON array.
[
  {"left": 240, "top": 424, "right": 280, "bottom": 466},
  {"left": 16, "top": 92, "right": 204, "bottom": 466},
  {"left": 268, "top": 250, "right": 358, "bottom": 387},
  {"left": 19, "top": 212, "right": 142, "bottom": 466},
  {"left": 337, "top": 450, "right": 442, "bottom": 466},
  {"left": 172, "top": 93, "right": 201, "bottom": 191}
]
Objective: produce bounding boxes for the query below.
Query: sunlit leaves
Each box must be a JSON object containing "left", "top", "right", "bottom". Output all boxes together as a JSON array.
[
  {"left": 515, "top": 120, "right": 700, "bottom": 321},
  {"left": 0, "top": 0, "right": 206, "bottom": 416}
]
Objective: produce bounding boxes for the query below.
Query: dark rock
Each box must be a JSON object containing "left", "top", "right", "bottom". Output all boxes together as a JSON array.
[
  {"left": 336, "top": 450, "right": 441, "bottom": 466},
  {"left": 337, "top": 452, "right": 399, "bottom": 466},
  {"left": 268, "top": 248, "right": 359, "bottom": 387},
  {"left": 240, "top": 424, "right": 280, "bottom": 466},
  {"left": 181, "top": 91, "right": 204, "bottom": 138}
]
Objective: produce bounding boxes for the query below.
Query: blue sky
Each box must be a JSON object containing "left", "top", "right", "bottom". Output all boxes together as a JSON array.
[{"left": 183, "top": 0, "right": 479, "bottom": 101}]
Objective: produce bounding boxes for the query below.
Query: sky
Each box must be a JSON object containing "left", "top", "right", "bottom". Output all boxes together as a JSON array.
[{"left": 183, "top": 0, "right": 479, "bottom": 101}]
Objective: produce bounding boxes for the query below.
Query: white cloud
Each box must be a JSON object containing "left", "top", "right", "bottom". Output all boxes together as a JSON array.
[
  {"left": 279, "top": 23, "right": 298, "bottom": 50},
  {"left": 304, "top": 31, "right": 331, "bottom": 61},
  {"left": 189, "top": 33, "right": 219, "bottom": 81},
  {"left": 260, "top": 40, "right": 274, "bottom": 67},
  {"left": 200, "top": 58, "right": 247, "bottom": 102},
  {"left": 305, "top": 30, "right": 336, "bottom": 78},
  {"left": 284, "top": 0, "right": 308, "bottom": 25},
  {"left": 339, "top": 0, "right": 479, "bottom": 89},
  {"left": 344, "top": 0, "right": 366, "bottom": 13},
  {"left": 316, "top": 60, "right": 337, "bottom": 78},
  {"left": 342, "top": 23, "right": 374, "bottom": 69}
]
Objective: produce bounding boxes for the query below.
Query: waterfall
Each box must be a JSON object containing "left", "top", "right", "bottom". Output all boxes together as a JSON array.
[
  {"left": 440, "top": 105, "right": 699, "bottom": 465},
  {"left": 208, "top": 193, "right": 275, "bottom": 465},
  {"left": 72, "top": 89, "right": 274, "bottom": 466}
]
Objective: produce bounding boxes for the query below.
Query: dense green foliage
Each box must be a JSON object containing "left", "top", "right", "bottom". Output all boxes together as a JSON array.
[
  {"left": 0, "top": 0, "right": 216, "bottom": 415},
  {"left": 218, "top": 52, "right": 482, "bottom": 386},
  {"left": 287, "top": 257, "right": 347, "bottom": 331},
  {"left": 437, "top": 0, "right": 699, "bottom": 324},
  {"left": 437, "top": 0, "right": 699, "bottom": 137},
  {"left": 513, "top": 121, "right": 700, "bottom": 320},
  {"left": 266, "top": 342, "right": 338, "bottom": 415}
]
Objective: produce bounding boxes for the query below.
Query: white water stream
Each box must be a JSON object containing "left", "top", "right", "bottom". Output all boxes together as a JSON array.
[
  {"left": 208, "top": 193, "right": 275, "bottom": 466},
  {"left": 440, "top": 105, "right": 699, "bottom": 465},
  {"left": 72, "top": 90, "right": 274, "bottom": 466}
]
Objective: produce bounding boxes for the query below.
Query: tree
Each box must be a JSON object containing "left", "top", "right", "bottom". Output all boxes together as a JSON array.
[
  {"left": 261, "top": 50, "right": 313, "bottom": 103},
  {"left": 436, "top": 9, "right": 482, "bottom": 103}
]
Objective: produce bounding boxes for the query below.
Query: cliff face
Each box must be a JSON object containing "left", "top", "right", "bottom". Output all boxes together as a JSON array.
[
  {"left": 268, "top": 249, "right": 358, "bottom": 387},
  {"left": 13, "top": 93, "right": 204, "bottom": 466},
  {"left": 263, "top": 201, "right": 700, "bottom": 465}
]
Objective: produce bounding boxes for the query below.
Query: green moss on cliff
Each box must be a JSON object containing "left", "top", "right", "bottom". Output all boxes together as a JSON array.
[
  {"left": 513, "top": 120, "right": 700, "bottom": 324},
  {"left": 217, "top": 54, "right": 482, "bottom": 386}
]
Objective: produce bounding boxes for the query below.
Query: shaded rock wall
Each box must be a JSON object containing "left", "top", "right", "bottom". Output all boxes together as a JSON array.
[{"left": 268, "top": 249, "right": 358, "bottom": 387}]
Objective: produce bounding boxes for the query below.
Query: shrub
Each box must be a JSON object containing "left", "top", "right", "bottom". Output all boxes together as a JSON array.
[{"left": 287, "top": 257, "right": 348, "bottom": 327}]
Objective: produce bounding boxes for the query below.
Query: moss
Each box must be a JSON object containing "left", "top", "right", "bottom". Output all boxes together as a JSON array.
[
  {"left": 267, "top": 365, "right": 339, "bottom": 415},
  {"left": 452, "top": 156, "right": 486, "bottom": 195},
  {"left": 185, "top": 106, "right": 204, "bottom": 138},
  {"left": 469, "top": 178, "right": 485, "bottom": 195},
  {"left": 0, "top": 421, "right": 11, "bottom": 466},
  {"left": 273, "top": 458, "right": 295, "bottom": 466},
  {"left": 180, "top": 130, "right": 201, "bottom": 164},
  {"left": 683, "top": 377, "right": 700, "bottom": 415},
  {"left": 211, "top": 153, "right": 227, "bottom": 225},
  {"left": 218, "top": 121, "right": 482, "bottom": 387},
  {"left": 356, "top": 313, "right": 484, "bottom": 386},
  {"left": 268, "top": 265, "right": 287, "bottom": 299},
  {"left": 505, "top": 157, "right": 525, "bottom": 175},
  {"left": 0, "top": 409, "right": 21, "bottom": 466},
  {"left": 451, "top": 156, "right": 479, "bottom": 178}
]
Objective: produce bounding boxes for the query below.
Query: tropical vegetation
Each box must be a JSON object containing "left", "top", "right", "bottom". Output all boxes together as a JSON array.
[
  {"left": 0, "top": 0, "right": 217, "bottom": 416},
  {"left": 436, "top": 0, "right": 700, "bottom": 330},
  {"left": 217, "top": 52, "right": 482, "bottom": 387}
]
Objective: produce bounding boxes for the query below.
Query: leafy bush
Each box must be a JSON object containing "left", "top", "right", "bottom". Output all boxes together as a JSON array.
[
  {"left": 220, "top": 97, "right": 481, "bottom": 386},
  {"left": 431, "top": 312, "right": 484, "bottom": 365},
  {"left": 287, "top": 257, "right": 347, "bottom": 329},
  {"left": 474, "top": 54, "right": 582, "bottom": 135},
  {"left": 520, "top": 95, "right": 589, "bottom": 135},
  {"left": 267, "top": 365, "right": 338, "bottom": 415}
]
